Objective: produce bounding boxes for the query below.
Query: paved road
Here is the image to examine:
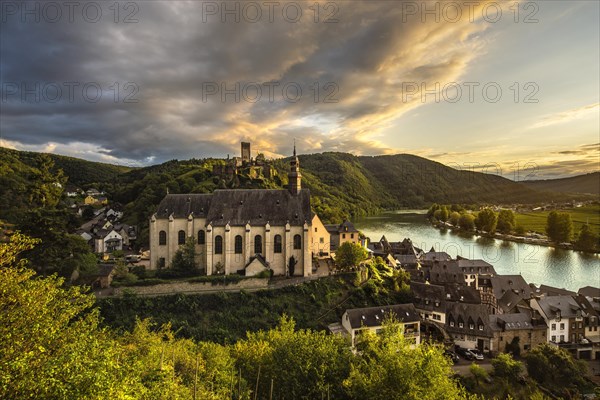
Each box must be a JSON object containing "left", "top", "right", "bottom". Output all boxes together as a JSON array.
[{"left": 451, "top": 357, "right": 492, "bottom": 375}]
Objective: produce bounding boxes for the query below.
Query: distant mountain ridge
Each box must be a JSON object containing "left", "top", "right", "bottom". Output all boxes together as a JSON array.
[{"left": 521, "top": 172, "right": 600, "bottom": 195}]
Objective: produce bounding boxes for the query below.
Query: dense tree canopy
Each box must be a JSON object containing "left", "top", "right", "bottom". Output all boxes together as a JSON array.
[
  {"left": 335, "top": 242, "right": 368, "bottom": 271},
  {"left": 475, "top": 208, "right": 498, "bottom": 234},
  {"left": 545, "top": 211, "right": 573, "bottom": 243}
]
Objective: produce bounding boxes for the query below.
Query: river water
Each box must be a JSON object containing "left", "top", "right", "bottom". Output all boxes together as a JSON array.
[{"left": 353, "top": 211, "right": 600, "bottom": 292}]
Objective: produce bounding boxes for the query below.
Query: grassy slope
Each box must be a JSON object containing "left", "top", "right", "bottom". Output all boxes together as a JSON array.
[
  {"left": 515, "top": 204, "right": 600, "bottom": 236},
  {"left": 522, "top": 172, "right": 600, "bottom": 195}
]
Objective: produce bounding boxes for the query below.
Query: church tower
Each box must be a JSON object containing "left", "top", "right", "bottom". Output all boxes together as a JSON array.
[{"left": 288, "top": 142, "right": 302, "bottom": 195}]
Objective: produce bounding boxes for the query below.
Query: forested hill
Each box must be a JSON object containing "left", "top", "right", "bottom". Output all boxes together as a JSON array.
[
  {"left": 0, "top": 147, "right": 132, "bottom": 186},
  {"left": 521, "top": 172, "right": 600, "bottom": 195},
  {"left": 1, "top": 146, "right": 572, "bottom": 242}
]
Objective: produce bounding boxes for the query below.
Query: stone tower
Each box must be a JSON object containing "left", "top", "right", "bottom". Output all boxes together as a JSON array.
[
  {"left": 288, "top": 142, "right": 302, "bottom": 195},
  {"left": 241, "top": 142, "right": 251, "bottom": 163}
]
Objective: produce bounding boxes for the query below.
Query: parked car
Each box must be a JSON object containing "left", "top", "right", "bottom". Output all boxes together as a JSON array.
[
  {"left": 455, "top": 346, "right": 474, "bottom": 360},
  {"left": 466, "top": 349, "right": 484, "bottom": 360},
  {"left": 444, "top": 350, "right": 459, "bottom": 364}
]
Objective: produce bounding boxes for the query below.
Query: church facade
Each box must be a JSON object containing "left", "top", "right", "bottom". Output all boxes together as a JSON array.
[{"left": 149, "top": 148, "right": 327, "bottom": 276}]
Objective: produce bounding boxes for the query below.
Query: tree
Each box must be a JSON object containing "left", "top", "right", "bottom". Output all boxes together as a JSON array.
[
  {"left": 525, "top": 343, "right": 587, "bottom": 392},
  {"left": 335, "top": 242, "right": 368, "bottom": 271},
  {"left": 434, "top": 206, "right": 449, "bottom": 222},
  {"left": 475, "top": 208, "right": 498, "bottom": 233},
  {"left": 427, "top": 203, "right": 440, "bottom": 219},
  {"left": 171, "top": 236, "right": 197, "bottom": 272},
  {"left": 469, "top": 362, "right": 488, "bottom": 387},
  {"left": 449, "top": 211, "right": 461, "bottom": 226},
  {"left": 343, "top": 320, "right": 472, "bottom": 400},
  {"left": 458, "top": 213, "right": 476, "bottom": 231},
  {"left": 0, "top": 234, "right": 139, "bottom": 398},
  {"left": 497, "top": 209, "right": 516, "bottom": 234},
  {"left": 234, "top": 316, "right": 351, "bottom": 400},
  {"left": 575, "top": 223, "right": 599, "bottom": 252},
  {"left": 546, "top": 211, "right": 573, "bottom": 243},
  {"left": 491, "top": 353, "right": 522, "bottom": 381}
]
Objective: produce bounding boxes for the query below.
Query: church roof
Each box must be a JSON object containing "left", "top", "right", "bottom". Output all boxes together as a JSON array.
[
  {"left": 155, "top": 194, "right": 212, "bottom": 219},
  {"left": 154, "top": 189, "right": 311, "bottom": 227}
]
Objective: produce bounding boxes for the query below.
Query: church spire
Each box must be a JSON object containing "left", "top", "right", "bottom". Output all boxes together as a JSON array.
[{"left": 288, "top": 141, "right": 302, "bottom": 195}]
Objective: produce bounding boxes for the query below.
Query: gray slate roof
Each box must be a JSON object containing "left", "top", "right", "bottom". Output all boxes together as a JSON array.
[
  {"left": 345, "top": 304, "right": 419, "bottom": 329},
  {"left": 535, "top": 295, "right": 584, "bottom": 320},
  {"left": 154, "top": 189, "right": 311, "bottom": 227},
  {"left": 445, "top": 302, "right": 493, "bottom": 337},
  {"left": 489, "top": 313, "right": 547, "bottom": 332},
  {"left": 490, "top": 275, "right": 532, "bottom": 301},
  {"left": 579, "top": 286, "right": 600, "bottom": 299}
]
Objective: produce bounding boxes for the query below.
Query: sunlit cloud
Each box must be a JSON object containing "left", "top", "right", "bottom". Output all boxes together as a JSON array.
[{"left": 528, "top": 103, "right": 599, "bottom": 130}]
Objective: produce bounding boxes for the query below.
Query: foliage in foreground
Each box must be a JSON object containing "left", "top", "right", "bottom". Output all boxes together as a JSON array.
[{"left": 1, "top": 233, "right": 482, "bottom": 399}]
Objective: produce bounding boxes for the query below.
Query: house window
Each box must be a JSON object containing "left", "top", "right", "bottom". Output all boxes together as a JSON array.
[
  {"left": 314, "top": 227, "right": 317, "bottom": 232},
  {"left": 274, "top": 235, "right": 282, "bottom": 253},
  {"left": 559, "top": 335, "right": 564, "bottom": 342},
  {"left": 198, "top": 230, "right": 205, "bottom": 245},
  {"left": 214, "top": 235, "right": 223, "bottom": 254},
  {"left": 158, "top": 257, "right": 166, "bottom": 268},
  {"left": 500, "top": 336, "right": 503, "bottom": 342},
  {"left": 459, "top": 323, "right": 464, "bottom": 328},
  {"left": 450, "top": 321, "right": 455, "bottom": 327},
  {"left": 560, "top": 323, "right": 564, "bottom": 330},
  {"left": 235, "top": 235, "right": 243, "bottom": 254},
  {"left": 342, "top": 233, "right": 346, "bottom": 239},
  {"left": 478, "top": 325, "right": 484, "bottom": 331},
  {"left": 469, "top": 324, "right": 474, "bottom": 330},
  {"left": 351, "top": 233, "right": 354, "bottom": 239},
  {"left": 159, "top": 230, "right": 167, "bottom": 246},
  {"left": 551, "top": 335, "right": 556, "bottom": 342},
  {"left": 178, "top": 230, "right": 186, "bottom": 245},
  {"left": 578, "top": 322, "right": 582, "bottom": 329},
  {"left": 293, "top": 234, "right": 302, "bottom": 250},
  {"left": 551, "top": 323, "right": 556, "bottom": 330},
  {"left": 254, "top": 235, "right": 262, "bottom": 254},
  {"left": 319, "top": 237, "right": 324, "bottom": 243},
  {"left": 571, "top": 323, "right": 575, "bottom": 329}
]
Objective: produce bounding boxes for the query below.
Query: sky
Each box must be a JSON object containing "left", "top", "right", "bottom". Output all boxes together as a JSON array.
[{"left": 1, "top": 0, "right": 598, "bottom": 179}]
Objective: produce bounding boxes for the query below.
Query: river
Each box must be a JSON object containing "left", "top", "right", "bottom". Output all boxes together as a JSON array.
[{"left": 353, "top": 211, "right": 600, "bottom": 292}]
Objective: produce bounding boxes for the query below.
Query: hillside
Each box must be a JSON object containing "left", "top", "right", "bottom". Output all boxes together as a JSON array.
[
  {"left": 1, "top": 146, "right": 574, "bottom": 247},
  {"left": 522, "top": 172, "right": 600, "bottom": 195}
]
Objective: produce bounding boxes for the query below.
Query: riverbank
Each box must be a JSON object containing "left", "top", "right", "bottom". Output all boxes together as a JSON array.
[{"left": 431, "top": 220, "right": 600, "bottom": 254}]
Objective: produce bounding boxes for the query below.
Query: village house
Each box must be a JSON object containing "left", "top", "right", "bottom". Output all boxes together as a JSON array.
[
  {"left": 149, "top": 145, "right": 325, "bottom": 277},
  {"left": 94, "top": 229, "right": 123, "bottom": 253},
  {"left": 489, "top": 311, "right": 547, "bottom": 356},
  {"left": 456, "top": 257, "right": 496, "bottom": 287},
  {"left": 341, "top": 304, "right": 421, "bottom": 348},
  {"left": 325, "top": 220, "right": 360, "bottom": 251},
  {"left": 446, "top": 302, "right": 494, "bottom": 353}
]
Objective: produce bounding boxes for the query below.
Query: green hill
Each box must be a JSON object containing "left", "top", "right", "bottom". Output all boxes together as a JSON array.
[
  {"left": 521, "top": 172, "right": 600, "bottom": 195},
  {"left": 1, "top": 146, "right": 574, "bottom": 246}
]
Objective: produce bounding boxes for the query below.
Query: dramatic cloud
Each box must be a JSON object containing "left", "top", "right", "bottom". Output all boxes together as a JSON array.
[{"left": 0, "top": 0, "right": 493, "bottom": 163}]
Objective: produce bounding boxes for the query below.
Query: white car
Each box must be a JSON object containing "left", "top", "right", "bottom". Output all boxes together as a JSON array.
[{"left": 467, "top": 349, "right": 484, "bottom": 360}]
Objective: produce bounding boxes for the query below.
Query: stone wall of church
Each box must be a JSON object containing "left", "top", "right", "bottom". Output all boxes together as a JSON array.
[{"left": 150, "top": 217, "right": 311, "bottom": 276}]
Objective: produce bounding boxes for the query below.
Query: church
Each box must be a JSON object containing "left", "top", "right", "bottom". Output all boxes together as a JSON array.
[{"left": 149, "top": 146, "right": 329, "bottom": 276}]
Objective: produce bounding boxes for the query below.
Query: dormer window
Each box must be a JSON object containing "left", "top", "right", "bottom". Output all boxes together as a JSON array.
[
  {"left": 450, "top": 321, "right": 455, "bottom": 327},
  {"left": 479, "top": 325, "right": 484, "bottom": 331},
  {"left": 459, "top": 322, "right": 464, "bottom": 328},
  {"left": 469, "top": 324, "right": 474, "bottom": 330}
]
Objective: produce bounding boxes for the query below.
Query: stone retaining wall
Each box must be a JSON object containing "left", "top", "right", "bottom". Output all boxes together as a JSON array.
[{"left": 113, "top": 278, "right": 269, "bottom": 297}]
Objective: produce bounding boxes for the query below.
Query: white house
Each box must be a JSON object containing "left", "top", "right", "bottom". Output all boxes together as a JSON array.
[{"left": 94, "top": 229, "right": 123, "bottom": 254}]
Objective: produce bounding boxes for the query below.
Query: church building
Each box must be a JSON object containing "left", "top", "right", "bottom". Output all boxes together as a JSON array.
[{"left": 149, "top": 146, "right": 329, "bottom": 276}]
